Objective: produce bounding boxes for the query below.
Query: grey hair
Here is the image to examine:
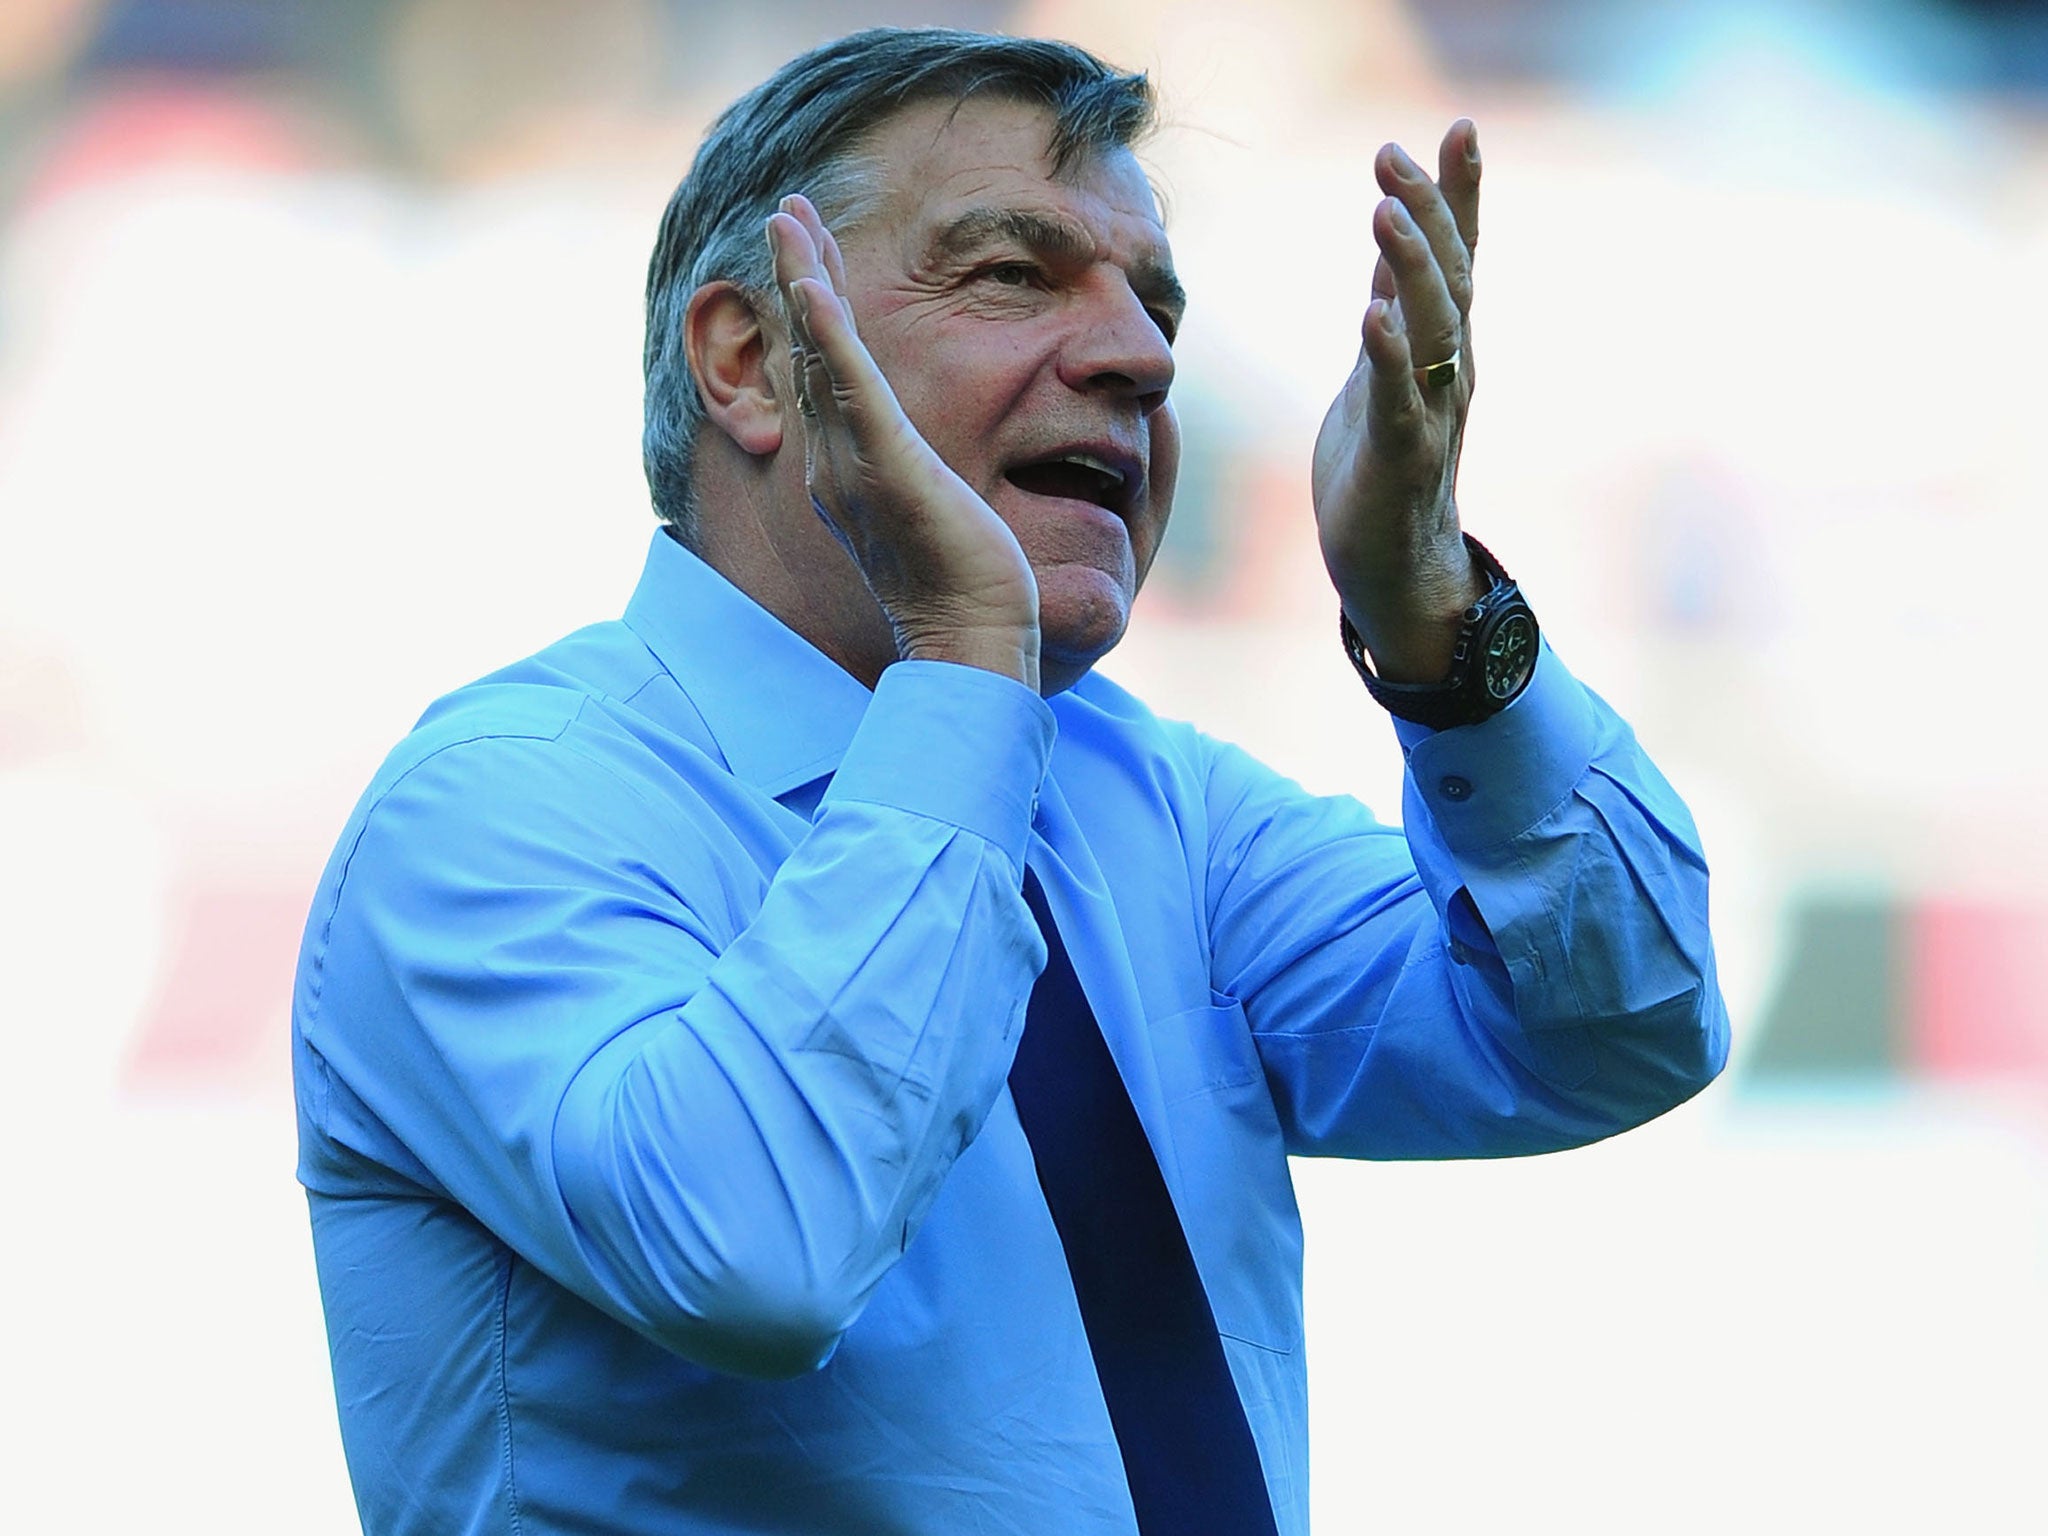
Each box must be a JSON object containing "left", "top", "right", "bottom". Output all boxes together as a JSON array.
[{"left": 640, "top": 27, "right": 1157, "bottom": 541}]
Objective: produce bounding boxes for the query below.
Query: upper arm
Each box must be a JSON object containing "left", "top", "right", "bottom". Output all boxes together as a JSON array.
[
  {"left": 299, "top": 721, "right": 742, "bottom": 1281},
  {"left": 297, "top": 674, "right": 1051, "bottom": 1376}
]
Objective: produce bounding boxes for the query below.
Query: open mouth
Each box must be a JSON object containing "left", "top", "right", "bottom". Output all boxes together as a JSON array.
[{"left": 1004, "top": 451, "right": 1133, "bottom": 515}]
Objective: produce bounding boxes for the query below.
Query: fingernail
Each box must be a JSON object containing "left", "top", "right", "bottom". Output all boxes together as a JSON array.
[{"left": 1465, "top": 123, "right": 1480, "bottom": 160}]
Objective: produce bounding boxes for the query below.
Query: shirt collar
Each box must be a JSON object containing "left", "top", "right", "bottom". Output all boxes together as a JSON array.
[{"left": 622, "top": 528, "right": 874, "bottom": 798}]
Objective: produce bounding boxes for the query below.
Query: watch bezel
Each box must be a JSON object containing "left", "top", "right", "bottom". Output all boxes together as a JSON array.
[{"left": 1481, "top": 609, "right": 1538, "bottom": 702}]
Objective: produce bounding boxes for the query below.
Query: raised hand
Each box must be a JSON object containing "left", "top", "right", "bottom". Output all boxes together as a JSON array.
[
  {"left": 766, "top": 195, "right": 1042, "bottom": 691},
  {"left": 1311, "top": 121, "right": 1487, "bottom": 684}
]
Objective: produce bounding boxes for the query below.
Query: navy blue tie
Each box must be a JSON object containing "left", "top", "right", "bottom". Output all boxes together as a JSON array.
[{"left": 1009, "top": 868, "right": 1280, "bottom": 1535}]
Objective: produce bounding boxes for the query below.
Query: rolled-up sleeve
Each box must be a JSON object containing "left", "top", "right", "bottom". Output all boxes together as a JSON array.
[{"left": 1200, "top": 642, "right": 1728, "bottom": 1159}]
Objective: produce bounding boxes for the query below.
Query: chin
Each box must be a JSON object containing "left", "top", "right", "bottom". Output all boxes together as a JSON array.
[{"left": 1035, "top": 563, "right": 1136, "bottom": 682}]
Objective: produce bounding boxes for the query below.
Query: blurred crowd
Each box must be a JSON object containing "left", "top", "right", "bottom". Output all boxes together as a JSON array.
[{"left": 9, "top": 0, "right": 2046, "bottom": 1099}]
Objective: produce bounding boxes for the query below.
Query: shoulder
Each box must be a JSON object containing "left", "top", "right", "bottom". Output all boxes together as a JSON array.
[
  {"left": 356, "top": 624, "right": 656, "bottom": 811},
  {"left": 297, "top": 626, "right": 762, "bottom": 1004},
  {"left": 325, "top": 622, "right": 745, "bottom": 907}
]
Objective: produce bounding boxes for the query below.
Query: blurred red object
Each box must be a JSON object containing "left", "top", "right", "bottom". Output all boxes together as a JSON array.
[
  {"left": 19, "top": 79, "right": 321, "bottom": 212},
  {"left": 1911, "top": 900, "right": 2048, "bottom": 1081},
  {"left": 124, "top": 873, "right": 312, "bottom": 1091}
]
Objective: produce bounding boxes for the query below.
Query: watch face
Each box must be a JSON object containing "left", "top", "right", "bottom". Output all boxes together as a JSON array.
[{"left": 1483, "top": 612, "right": 1537, "bottom": 700}]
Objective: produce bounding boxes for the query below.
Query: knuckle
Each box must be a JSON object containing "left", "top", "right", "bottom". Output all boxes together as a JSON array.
[
  {"left": 1414, "top": 327, "right": 1459, "bottom": 367},
  {"left": 828, "top": 381, "right": 874, "bottom": 431},
  {"left": 1446, "top": 253, "right": 1474, "bottom": 309},
  {"left": 1375, "top": 388, "right": 1426, "bottom": 441}
]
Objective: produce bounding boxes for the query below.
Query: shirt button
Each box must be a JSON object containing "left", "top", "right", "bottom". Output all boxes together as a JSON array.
[{"left": 1438, "top": 774, "right": 1473, "bottom": 802}]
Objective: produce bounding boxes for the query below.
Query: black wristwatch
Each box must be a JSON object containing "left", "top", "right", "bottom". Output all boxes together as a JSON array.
[{"left": 1340, "top": 533, "right": 1539, "bottom": 730}]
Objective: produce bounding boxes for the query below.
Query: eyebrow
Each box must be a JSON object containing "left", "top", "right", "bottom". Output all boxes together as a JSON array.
[{"left": 931, "top": 206, "right": 1188, "bottom": 319}]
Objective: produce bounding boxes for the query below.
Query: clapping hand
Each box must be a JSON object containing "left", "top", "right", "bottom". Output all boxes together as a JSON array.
[
  {"left": 766, "top": 195, "right": 1041, "bottom": 691},
  {"left": 1311, "top": 121, "right": 1488, "bottom": 684}
]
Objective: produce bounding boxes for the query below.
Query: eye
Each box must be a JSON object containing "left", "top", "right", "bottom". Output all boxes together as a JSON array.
[
  {"left": 1148, "top": 308, "right": 1180, "bottom": 345},
  {"left": 982, "top": 261, "right": 1039, "bottom": 287}
]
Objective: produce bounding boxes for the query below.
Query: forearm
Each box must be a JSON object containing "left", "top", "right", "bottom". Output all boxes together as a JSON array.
[
  {"left": 553, "top": 795, "right": 1037, "bottom": 1377},
  {"left": 311, "top": 662, "right": 1054, "bottom": 1380},
  {"left": 546, "top": 661, "right": 1052, "bottom": 1375},
  {"left": 1204, "top": 643, "right": 1726, "bottom": 1158},
  {"left": 1391, "top": 643, "right": 1728, "bottom": 1131}
]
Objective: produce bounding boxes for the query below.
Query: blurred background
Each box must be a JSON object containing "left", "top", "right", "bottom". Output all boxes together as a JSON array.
[{"left": 3, "top": 0, "right": 2044, "bottom": 1530}]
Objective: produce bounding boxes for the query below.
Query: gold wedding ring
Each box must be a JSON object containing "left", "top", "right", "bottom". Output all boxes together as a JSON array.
[{"left": 1416, "top": 350, "right": 1461, "bottom": 391}]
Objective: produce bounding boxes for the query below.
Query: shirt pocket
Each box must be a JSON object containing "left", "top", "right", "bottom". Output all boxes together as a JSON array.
[{"left": 1148, "top": 994, "right": 1303, "bottom": 1356}]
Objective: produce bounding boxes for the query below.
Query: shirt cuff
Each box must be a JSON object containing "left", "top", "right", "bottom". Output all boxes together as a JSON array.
[
  {"left": 822, "top": 659, "right": 1056, "bottom": 871},
  {"left": 1390, "top": 639, "right": 1598, "bottom": 853}
]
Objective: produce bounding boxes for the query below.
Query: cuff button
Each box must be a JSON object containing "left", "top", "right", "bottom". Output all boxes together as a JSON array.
[{"left": 1438, "top": 774, "right": 1473, "bottom": 802}]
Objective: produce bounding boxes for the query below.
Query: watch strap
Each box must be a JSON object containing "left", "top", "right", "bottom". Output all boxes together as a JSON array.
[{"left": 1341, "top": 533, "right": 1537, "bottom": 729}]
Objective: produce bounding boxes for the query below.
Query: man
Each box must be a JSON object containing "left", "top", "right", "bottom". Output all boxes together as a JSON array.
[{"left": 295, "top": 27, "right": 1727, "bottom": 1536}]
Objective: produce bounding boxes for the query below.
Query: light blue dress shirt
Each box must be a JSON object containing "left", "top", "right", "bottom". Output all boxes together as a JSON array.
[{"left": 295, "top": 529, "right": 1727, "bottom": 1535}]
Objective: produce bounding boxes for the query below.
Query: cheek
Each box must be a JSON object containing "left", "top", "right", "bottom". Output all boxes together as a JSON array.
[
  {"left": 1135, "top": 408, "right": 1182, "bottom": 568},
  {"left": 871, "top": 324, "right": 1041, "bottom": 456}
]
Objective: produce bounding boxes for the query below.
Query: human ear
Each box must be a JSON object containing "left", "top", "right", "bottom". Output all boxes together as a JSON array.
[{"left": 683, "top": 281, "right": 785, "bottom": 458}]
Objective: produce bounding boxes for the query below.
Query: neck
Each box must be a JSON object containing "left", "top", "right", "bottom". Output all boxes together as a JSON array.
[{"left": 688, "top": 477, "right": 901, "bottom": 691}]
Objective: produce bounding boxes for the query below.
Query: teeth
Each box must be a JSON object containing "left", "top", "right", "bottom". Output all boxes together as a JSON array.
[{"left": 1054, "top": 452, "right": 1126, "bottom": 486}]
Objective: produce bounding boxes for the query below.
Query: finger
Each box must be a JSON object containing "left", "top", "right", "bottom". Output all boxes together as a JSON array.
[
  {"left": 769, "top": 211, "right": 930, "bottom": 503},
  {"left": 766, "top": 211, "right": 814, "bottom": 361},
  {"left": 1436, "top": 119, "right": 1481, "bottom": 257},
  {"left": 770, "top": 211, "right": 871, "bottom": 407},
  {"left": 1374, "top": 142, "right": 1473, "bottom": 319},
  {"left": 779, "top": 193, "right": 851, "bottom": 307},
  {"left": 1371, "top": 252, "right": 1395, "bottom": 306},
  {"left": 772, "top": 277, "right": 863, "bottom": 560},
  {"left": 1370, "top": 194, "right": 1462, "bottom": 381},
  {"left": 788, "top": 271, "right": 903, "bottom": 433},
  {"left": 767, "top": 207, "right": 826, "bottom": 318},
  {"left": 766, "top": 213, "right": 858, "bottom": 522},
  {"left": 767, "top": 212, "right": 828, "bottom": 405},
  {"left": 1359, "top": 295, "right": 1425, "bottom": 444},
  {"left": 1359, "top": 290, "right": 1441, "bottom": 475},
  {"left": 787, "top": 281, "right": 834, "bottom": 417}
]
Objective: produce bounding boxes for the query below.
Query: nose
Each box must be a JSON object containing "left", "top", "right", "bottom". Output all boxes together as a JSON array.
[{"left": 1058, "top": 277, "right": 1175, "bottom": 416}]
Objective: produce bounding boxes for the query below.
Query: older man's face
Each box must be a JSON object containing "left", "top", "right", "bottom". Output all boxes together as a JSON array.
[{"left": 830, "top": 95, "right": 1184, "bottom": 683}]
